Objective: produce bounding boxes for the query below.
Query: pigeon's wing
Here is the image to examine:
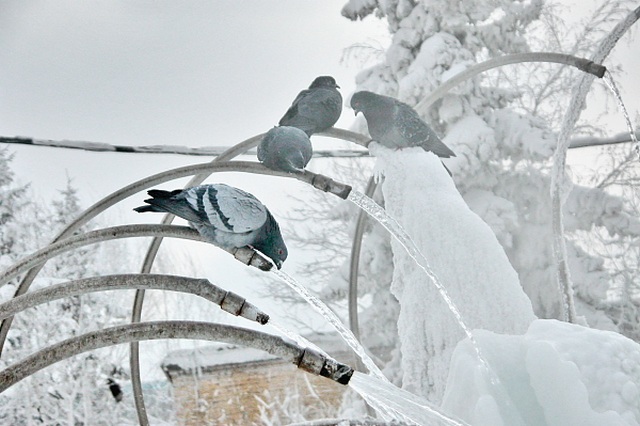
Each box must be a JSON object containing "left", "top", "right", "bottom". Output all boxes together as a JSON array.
[
  {"left": 299, "top": 90, "right": 341, "bottom": 123},
  {"left": 395, "top": 103, "right": 456, "bottom": 158},
  {"left": 300, "top": 137, "right": 313, "bottom": 164},
  {"left": 257, "top": 132, "right": 273, "bottom": 162},
  {"left": 279, "top": 89, "right": 341, "bottom": 134},
  {"left": 279, "top": 89, "right": 313, "bottom": 126},
  {"left": 183, "top": 185, "right": 268, "bottom": 233}
]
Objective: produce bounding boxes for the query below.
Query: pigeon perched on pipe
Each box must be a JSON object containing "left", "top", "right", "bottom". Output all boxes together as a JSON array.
[
  {"left": 350, "top": 91, "right": 456, "bottom": 158},
  {"left": 279, "top": 76, "right": 343, "bottom": 136},
  {"left": 134, "top": 184, "right": 288, "bottom": 269},
  {"left": 258, "top": 126, "right": 312, "bottom": 173}
]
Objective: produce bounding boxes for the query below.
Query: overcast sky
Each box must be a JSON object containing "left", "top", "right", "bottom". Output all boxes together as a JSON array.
[{"left": 1, "top": 1, "right": 637, "bottom": 200}]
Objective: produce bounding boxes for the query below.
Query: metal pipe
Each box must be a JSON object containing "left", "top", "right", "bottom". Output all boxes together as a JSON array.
[
  {"left": 0, "top": 274, "right": 269, "bottom": 325},
  {"left": 348, "top": 177, "right": 378, "bottom": 343},
  {"left": 415, "top": 52, "right": 607, "bottom": 112},
  {"left": 0, "top": 225, "right": 272, "bottom": 287},
  {"left": 550, "top": 6, "right": 640, "bottom": 323},
  {"left": 0, "top": 321, "right": 354, "bottom": 393}
]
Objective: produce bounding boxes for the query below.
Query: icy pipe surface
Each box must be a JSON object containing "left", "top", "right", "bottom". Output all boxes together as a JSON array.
[
  {"left": 416, "top": 52, "right": 607, "bottom": 112},
  {"left": 0, "top": 321, "right": 354, "bottom": 392},
  {"left": 0, "top": 274, "right": 270, "bottom": 325},
  {"left": 0, "top": 225, "right": 273, "bottom": 288}
]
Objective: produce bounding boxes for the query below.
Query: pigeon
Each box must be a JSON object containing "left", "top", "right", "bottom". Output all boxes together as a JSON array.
[
  {"left": 134, "top": 184, "right": 288, "bottom": 269},
  {"left": 107, "top": 379, "right": 123, "bottom": 403},
  {"left": 279, "top": 76, "right": 343, "bottom": 136},
  {"left": 258, "top": 126, "right": 313, "bottom": 173},
  {"left": 350, "top": 91, "right": 456, "bottom": 158}
]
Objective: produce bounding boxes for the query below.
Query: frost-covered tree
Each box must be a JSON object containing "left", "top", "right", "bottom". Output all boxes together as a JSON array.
[
  {"left": 0, "top": 147, "right": 41, "bottom": 272},
  {"left": 0, "top": 166, "right": 177, "bottom": 424}
]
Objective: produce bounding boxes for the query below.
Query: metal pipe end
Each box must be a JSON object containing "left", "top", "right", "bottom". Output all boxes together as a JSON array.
[
  {"left": 321, "top": 357, "right": 354, "bottom": 385},
  {"left": 254, "top": 312, "right": 270, "bottom": 325},
  {"left": 586, "top": 61, "right": 606, "bottom": 78},
  {"left": 297, "top": 347, "right": 354, "bottom": 386},
  {"left": 232, "top": 247, "right": 273, "bottom": 271},
  {"left": 309, "top": 173, "right": 353, "bottom": 200},
  {"left": 239, "top": 300, "right": 270, "bottom": 324},
  {"left": 219, "top": 290, "right": 270, "bottom": 324}
]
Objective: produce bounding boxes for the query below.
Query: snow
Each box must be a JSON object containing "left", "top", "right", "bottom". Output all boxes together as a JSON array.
[
  {"left": 443, "top": 319, "right": 640, "bottom": 425},
  {"left": 370, "top": 145, "right": 536, "bottom": 402}
]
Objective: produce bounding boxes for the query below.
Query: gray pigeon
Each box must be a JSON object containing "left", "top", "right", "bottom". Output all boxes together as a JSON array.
[
  {"left": 279, "top": 76, "right": 343, "bottom": 136},
  {"left": 258, "top": 126, "right": 312, "bottom": 173},
  {"left": 350, "top": 91, "right": 456, "bottom": 158},
  {"left": 134, "top": 184, "right": 288, "bottom": 269}
]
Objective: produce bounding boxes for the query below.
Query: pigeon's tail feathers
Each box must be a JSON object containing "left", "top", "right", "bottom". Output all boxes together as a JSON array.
[
  {"left": 147, "top": 189, "right": 182, "bottom": 199},
  {"left": 134, "top": 189, "right": 185, "bottom": 215},
  {"left": 425, "top": 139, "right": 457, "bottom": 158},
  {"left": 134, "top": 197, "right": 174, "bottom": 215},
  {"left": 134, "top": 204, "right": 165, "bottom": 214}
]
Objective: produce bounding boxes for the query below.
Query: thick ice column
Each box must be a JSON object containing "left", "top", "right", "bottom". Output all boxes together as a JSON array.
[{"left": 373, "top": 145, "right": 536, "bottom": 402}]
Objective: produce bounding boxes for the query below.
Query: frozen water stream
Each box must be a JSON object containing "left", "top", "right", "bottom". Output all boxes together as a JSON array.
[
  {"left": 347, "top": 190, "right": 486, "bottom": 368},
  {"left": 347, "top": 189, "right": 527, "bottom": 424},
  {"left": 272, "top": 270, "right": 388, "bottom": 383},
  {"left": 603, "top": 72, "right": 639, "bottom": 157},
  {"left": 349, "top": 372, "right": 469, "bottom": 426}
]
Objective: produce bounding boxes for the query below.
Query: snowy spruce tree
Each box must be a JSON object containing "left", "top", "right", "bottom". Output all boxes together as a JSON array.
[
  {"left": 303, "top": 0, "right": 640, "bottom": 403},
  {"left": 0, "top": 171, "right": 143, "bottom": 424}
]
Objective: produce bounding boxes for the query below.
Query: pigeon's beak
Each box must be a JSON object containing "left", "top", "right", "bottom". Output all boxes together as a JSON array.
[
  {"left": 353, "top": 109, "right": 361, "bottom": 116},
  {"left": 275, "top": 259, "right": 284, "bottom": 270}
]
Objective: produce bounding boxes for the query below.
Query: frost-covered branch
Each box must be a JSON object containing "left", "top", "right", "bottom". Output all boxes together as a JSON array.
[{"left": 569, "top": 129, "right": 640, "bottom": 148}]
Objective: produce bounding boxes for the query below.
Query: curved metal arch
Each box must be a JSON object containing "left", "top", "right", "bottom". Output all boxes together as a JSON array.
[
  {"left": 129, "top": 128, "right": 368, "bottom": 424},
  {"left": 0, "top": 274, "right": 269, "bottom": 325},
  {"left": 0, "top": 321, "right": 353, "bottom": 393},
  {"left": 415, "top": 52, "right": 606, "bottom": 112}
]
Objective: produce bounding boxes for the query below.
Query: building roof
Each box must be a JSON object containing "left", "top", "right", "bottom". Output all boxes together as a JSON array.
[{"left": 161, "top": 331, "right": 353, "bottom": 380}]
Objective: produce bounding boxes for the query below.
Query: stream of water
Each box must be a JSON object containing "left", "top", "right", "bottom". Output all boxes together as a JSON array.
[
  {"left": 348, "top": 372, "right": 469, "bottom": 426},
  {"left": 347, "top": 189, "right": 527, "bottom": 425},
  {"left": 346, "top": 191, "right": 485, "bottom": 363},
  {"left": 603, "top": 72, "right": 639, "bottom": 157},
  {"left": 272, "top": 269, "right": 388, "bottom": 383}
]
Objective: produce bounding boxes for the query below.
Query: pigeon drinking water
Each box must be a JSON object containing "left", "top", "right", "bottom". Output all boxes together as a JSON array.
[
  {"left": 134, "top": 184, "right": 288, "bottom": 269},
  {"left": 350, "top": 91, "right": 456, "bottom": 158},
  {"left": 258, "top": 126, "right": 312, "bottom": 173},
  {"left": 279, "top": 76, "right": 343, "bottom": 136}
]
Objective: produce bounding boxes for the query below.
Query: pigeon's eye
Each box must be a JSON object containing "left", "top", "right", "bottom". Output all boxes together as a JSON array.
[{"left": 277, "top": 249, "right": 284, "bottom": 255}]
